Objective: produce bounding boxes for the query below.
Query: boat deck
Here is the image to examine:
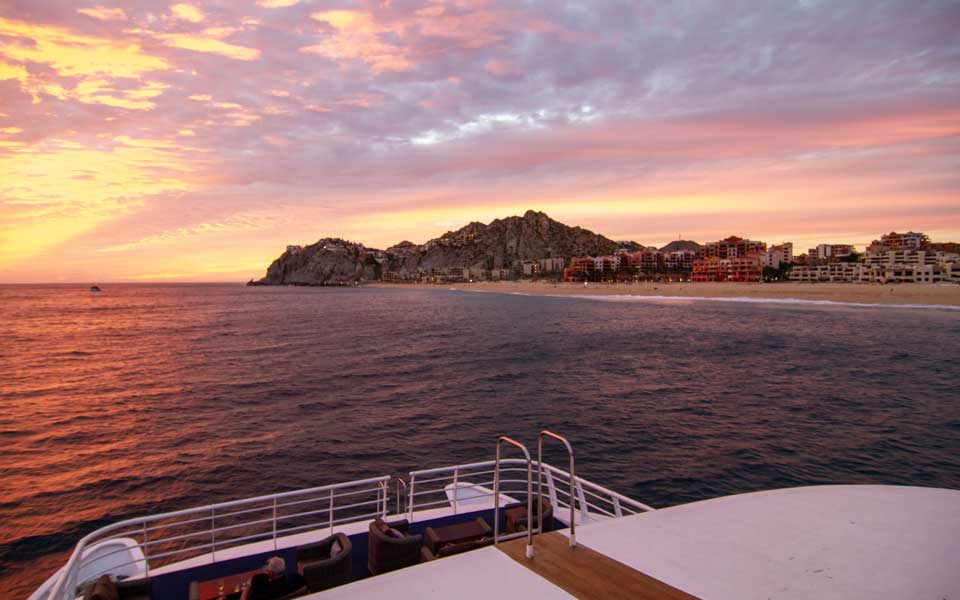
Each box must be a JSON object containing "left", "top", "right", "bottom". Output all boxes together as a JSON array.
[
  {"left": 498, "top": 532, "right": 697, "bottom": 600},
  {"left": 311, "top": 484, "right": 960, "bottom": 599}
]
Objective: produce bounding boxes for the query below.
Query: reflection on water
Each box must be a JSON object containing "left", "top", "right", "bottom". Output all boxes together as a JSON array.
[{"left": 1, "top": 283, "right": 959, "bottom": 597}]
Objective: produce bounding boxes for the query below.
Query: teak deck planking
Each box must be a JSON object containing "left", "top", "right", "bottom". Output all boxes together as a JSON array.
[{"left": 497, "top": 531, "right": 699, "bottom": 600}]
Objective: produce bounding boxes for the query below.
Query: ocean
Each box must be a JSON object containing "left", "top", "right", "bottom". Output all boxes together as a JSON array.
[{"left": 2, "top": 283, "right": 959, "bottom": 598}]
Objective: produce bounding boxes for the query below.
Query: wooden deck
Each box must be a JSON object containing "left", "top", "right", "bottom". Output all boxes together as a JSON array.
[{"left": 497, "top": 532, "right": 699, "bottom": 600}]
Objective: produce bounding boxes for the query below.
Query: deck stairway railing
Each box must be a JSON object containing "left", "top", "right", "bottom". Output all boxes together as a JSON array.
[
  {"left": 537, "top": 430, "right": 576, "bottom": 547},
  {"left": 406, "top": 459, "right": 652, "bottom": 525},
  {"left": 494, "top": 436, "right": 535, "bottom": 558},
  {"left": 47, "top": 476, "right": 390, "bottom": 600}
]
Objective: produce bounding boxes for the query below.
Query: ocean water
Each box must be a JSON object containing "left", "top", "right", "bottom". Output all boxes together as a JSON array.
[{"left": 2, "top": 283, "right": 959, "bottom": 598}]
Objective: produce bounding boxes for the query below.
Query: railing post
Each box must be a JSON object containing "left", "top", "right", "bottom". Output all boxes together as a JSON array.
[
  {"left": 452, "top": 467, "right": 459, "bottom": 514},
  {"left": 328, "top": 489, "right": 334, "bottom": 535},
  {"left": 408, "top": 475, "right": 415, "bottom": 522},
  {"left": 576, "top": 481, "right": 590, "bottom": 523},
  {"left": 396, "top": 478, "right": 407, "bottom": 515},
  {"left": 538, "top": 430, "right": 576, "bottom": 547},
  {"left": 380, "top": 481, "right": 388, "bottom": 517},
  {"left": 544, "top": 469, "right": 559, "bottom": 517},
  {"left": 210, "top": 508, "right": 216, "bottom": 563},
  {"left": 613, "top": 497, "right": 623, "bottom": 518},
  {"left": 494, "top": 436, "right": 534, "bottom": 559},
  {"left": 272, "top": 498, "right": 278, "bottom": 550},
  {"left": 141, "top": 521, "right": 150, "bottom": 576}
]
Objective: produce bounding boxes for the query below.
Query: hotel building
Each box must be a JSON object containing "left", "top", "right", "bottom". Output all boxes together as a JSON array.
[
  {"left": 691, "top": 256, "right": 762, "bottom": 282},
  {"left": 700, "top": 236, "right": 766, "bottom": 259}
]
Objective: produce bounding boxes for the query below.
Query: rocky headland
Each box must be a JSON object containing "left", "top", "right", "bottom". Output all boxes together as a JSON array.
[{"left": 251, "top": 210, "right": 642, "bottom": 286}]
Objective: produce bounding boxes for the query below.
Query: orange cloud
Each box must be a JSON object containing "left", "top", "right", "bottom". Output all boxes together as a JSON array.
[
  {"left": 170, "top": 4, "right": 205, "bottom": 23},
  {"left": 257, "top": 0, "right": 300, "bottom": 7},
  {"left": 0, "top": 137, "right": 202, "bottom": 268},
  {"left": 0, "top": 17, "right": 169, "bottom": 108},
  {"left": 150, "top": 29, "right": 261, "bottom": 61},
  {"left": 77, "top": 7, "right": 128, "bottom": 21}
]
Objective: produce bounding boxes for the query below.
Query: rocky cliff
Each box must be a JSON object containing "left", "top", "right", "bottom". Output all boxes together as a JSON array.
[{"left": 252, "top": 210, "right": 637, "bottom": 285}]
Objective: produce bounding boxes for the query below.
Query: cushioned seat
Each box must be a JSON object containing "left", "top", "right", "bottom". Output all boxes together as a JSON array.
[
  {"left": 420, "top": 535, "right": 493, "bottom": 562},
  {"left": 83, "top": 575, "right": 152, "bottom": 600},
  {"left": 504, "top": 496, "right": 554, "bottom": 533},
  {"left": 296, "top": 532, "right": 352, "bottom": 592},
  {"left": 367, "top": 518, "right": 422, "bottom": 575}
]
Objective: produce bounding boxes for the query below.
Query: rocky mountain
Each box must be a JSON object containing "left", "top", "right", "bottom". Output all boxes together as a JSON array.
[{"left": 252, "top": 210, "right": 635, "bottom": 285}]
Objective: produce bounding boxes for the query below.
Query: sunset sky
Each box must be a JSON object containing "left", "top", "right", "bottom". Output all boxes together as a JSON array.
[{"left": 1, "top": 1, "right": 958, "bottom": 282}]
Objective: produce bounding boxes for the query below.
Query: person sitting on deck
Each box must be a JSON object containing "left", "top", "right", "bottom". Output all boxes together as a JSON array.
[{"left": 239, "top": 557, "right": 306, "bottom": 600}]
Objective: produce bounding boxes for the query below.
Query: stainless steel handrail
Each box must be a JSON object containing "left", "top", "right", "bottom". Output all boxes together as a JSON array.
[
  {"left": 493, "top": 436, "right": 534, "bottom": 559},
  {"left": 395, "top": 477, "right": 407, "bottom": 515},
  {"left": 49, "top": 475, "right": 391, "bottom": 600},
  {"left": 538, "top": 430, "right": 576, "bottom": 547}
]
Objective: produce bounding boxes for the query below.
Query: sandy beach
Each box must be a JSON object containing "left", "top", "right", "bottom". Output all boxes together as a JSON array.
[{"left": 370, "top": 281, "right": 960, "bottom": 307}]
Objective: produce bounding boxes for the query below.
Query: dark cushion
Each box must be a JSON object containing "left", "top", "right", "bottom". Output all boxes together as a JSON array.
[{"left": 86, "top": 576, "right": 119, "bottom": 600}]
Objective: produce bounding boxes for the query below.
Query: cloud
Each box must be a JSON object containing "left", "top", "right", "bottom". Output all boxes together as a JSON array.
[
  {"left": 77, "top": 7, "right": 127, "bottom": 21},
  {"left": 0, "top": 0, "right": 957, "bottom": 282},
  {"left": 257, "top": 0, "right": 300, "bottom": 7},
  {"left": 147, "top": 29, "right": 261, "bottom": 61},
  {"left": 170, "top": 4, "right": 205, "bottom": 23}
]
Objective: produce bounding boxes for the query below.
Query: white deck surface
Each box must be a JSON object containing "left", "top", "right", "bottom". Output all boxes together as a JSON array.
[
  {"left": 306, "top": 484, "right": 960, "bottom": 599},
  {"left": 313, "top": 545, "right": 574, "bottom": 599},
  {"left": 571, "top": 484, "right": 960, "bottom": 599}
]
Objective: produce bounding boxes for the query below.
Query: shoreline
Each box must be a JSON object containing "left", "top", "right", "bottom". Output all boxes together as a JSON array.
[{"left": 367, "top": 281, "right": 960, "bottom": 307}]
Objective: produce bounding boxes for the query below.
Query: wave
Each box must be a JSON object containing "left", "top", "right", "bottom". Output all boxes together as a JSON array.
[
  {"left": 452, "top": 287, "right": 960, "bottom": 311},
  {"left": 563, "top": 294, "right": 960, "bottom": 311}
]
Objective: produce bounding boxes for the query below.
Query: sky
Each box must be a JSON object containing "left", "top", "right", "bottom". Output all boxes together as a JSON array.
[{"left": 0, "top": 1, "right": 958, "bottom": 282}]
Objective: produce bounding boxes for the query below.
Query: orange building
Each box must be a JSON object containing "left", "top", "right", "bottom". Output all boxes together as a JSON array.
[
  {"left": 691, "top": 255, "right": 762, "bottom": 282},
  {"left": 701, "top": 236, "right": 767, "bottom": 259}
]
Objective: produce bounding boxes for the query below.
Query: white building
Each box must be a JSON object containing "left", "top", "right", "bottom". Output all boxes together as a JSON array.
[{"left": 538, "top": 257, "right": 566, "bottom": 273}]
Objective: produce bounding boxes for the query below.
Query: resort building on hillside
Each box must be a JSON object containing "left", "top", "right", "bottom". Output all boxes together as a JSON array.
[
  {"left": 691, "top": 255, "right": 762, "bottom": 282},
  {"left": 769, "top": 243, "right": 793, "bottom": 263},
  {"left": 664, "top": 250, "right": 697, "bottom": 270},
  {"left": 700, "top": 236, "right": 767, "bottom": 259},
  {"left": 789, "top": 251, "right": 960, "bottom": 284},
  {"left": 809, "top": 244, "right": 855, "bottom": 260},
  {"left": 759, "top": 248, "right": 785, "bottom": 269},
  {"left": 539, "top": 257, "right": 566, "bottom": 273},
  {"left": 867, "top": 231, "right": 930, "bottom": 252}
]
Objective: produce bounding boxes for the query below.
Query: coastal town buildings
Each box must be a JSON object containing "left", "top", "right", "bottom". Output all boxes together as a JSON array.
[
  {"left": 789, "top": 250, "right": 959, "bottom": 284},
  {"left": 664, "top": 250, "right": 697, "bottom": 271},
  {"left": 691, "top": 256, "right": 762, "bottom": 282},
  {"left": 810, "top": 244, "right": 855, "bottom": 260},
  {"left": 539, "top": 257, "right": 566, "bottom": 273},
  {"left": 868, "top": 231, "right": 930, "bottom": 252},
  {"left": 700, "top": 236, "right": 766, "bottom": 259},
  {"left": 382, "top": 229, "right": 958, "bottom": 286}
]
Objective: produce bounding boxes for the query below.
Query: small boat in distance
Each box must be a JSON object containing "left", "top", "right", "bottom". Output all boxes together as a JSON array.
[{"left": 89, "top": 285, "right": 101, "bottom": 292}]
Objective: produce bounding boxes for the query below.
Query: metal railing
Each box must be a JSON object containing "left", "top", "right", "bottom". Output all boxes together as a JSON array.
[
  {"left": 48, "top": 476, "right": 390, "bottom": 600},
  {"left": 47, "top": 446, "right": 656, "bottom": 600},
  {"left": 494, "top": 436, "right": 535, "bottom": 559},
  {"left": 406, "top": 459, "right": 653, "bottom": 527},
  {"left": 538, "top": 430, "right": 576, "bottom": 547}
]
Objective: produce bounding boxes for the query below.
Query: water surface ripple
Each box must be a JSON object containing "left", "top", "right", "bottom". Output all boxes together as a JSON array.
[{"left": 1, "top": 284, "right": 959, "bottom": 597}]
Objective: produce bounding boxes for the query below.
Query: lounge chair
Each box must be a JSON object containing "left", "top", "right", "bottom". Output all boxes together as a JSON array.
[
  {"left": 504, "top": 496, "right": 554, "bottom": 533},
  {"left": 83, "top": 575, "right": 152, "bottom": 600},
  {"left": 296, "top": 532, "right": 352, "bottom": 592},
  {"left": 367, "top": 518, "right": 422, "bottom": 575},
  {"left": 420, "top": 536, "right": 493, "bottom": 562}
]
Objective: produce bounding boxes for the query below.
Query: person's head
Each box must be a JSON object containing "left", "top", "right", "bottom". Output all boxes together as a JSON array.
[{"left": 265, "top": 556, "right": 285, "bottom": 578}]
